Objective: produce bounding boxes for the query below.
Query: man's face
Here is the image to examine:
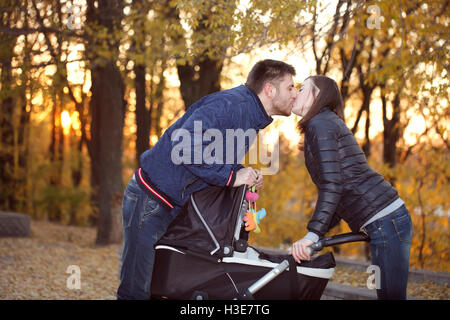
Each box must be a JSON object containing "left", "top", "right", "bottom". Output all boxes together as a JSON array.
[{"left": 271, "top": 74, "right": 297, "bottom": 116}]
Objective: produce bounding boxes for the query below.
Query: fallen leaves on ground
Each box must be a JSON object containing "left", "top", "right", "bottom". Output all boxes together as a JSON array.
[
  {"left": 0, "top": 220, "right": 448, "bottom": 300},
  {"left": 0, "top": 220, "right": 120, "bottom": 300}
]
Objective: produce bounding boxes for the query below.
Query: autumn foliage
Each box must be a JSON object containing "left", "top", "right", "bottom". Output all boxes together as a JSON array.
[{"left": 0, "top": 0, "right": 448, "bottom": 271}]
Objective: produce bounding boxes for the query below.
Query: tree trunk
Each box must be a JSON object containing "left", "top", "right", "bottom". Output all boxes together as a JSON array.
[
  {"left": 382, "top": 91, "right": 401, "bottom": 168},
  {"left": 16, "top": 85, "right": 31, "bottom": 213},
  {"left": 134, "top": 64, "right": 150, "bottom": 165},
  {"left": 0, "top": 56, "right": 15, "bottom": 211},
  {"left": 339, "top": 34, "right": 363, "bottom": 104},
  {"left": 15, "top": 0, "right": 31, "bottom": 214},
  {"left": 87, "top": 0, "right": 125, "bottom": 246},
  {"left": 153, "top": 60, "right": 167, "bottom": 139},
  {"left": 162, "top": 1, "right": 224, "bottom": 110},
  {"left": 352, "top": 36, "right": 375, "bottom": 138},
  {"left": 0, "top": 3, "right": 17, "bottom": 211},
  {"left": 361, "top": 84, "right": 374, "bottom": 157},
  {"left": 362, "top": 106, "right": 371, "bottom": 157},
  {"left": 69, "top": 125, "right": 83, "bottom": 226},
  {"left": 177, "top": 57, "right": 223, "bottom": 110},
  {"left": 132, "top": 0, "right": 151, "bottom": 164},
  {"left": 48, "top": 96, "right": 63, "bottom": 221},
  {"left": 90, "top": 62, "right": 125, "bottom": 245}
]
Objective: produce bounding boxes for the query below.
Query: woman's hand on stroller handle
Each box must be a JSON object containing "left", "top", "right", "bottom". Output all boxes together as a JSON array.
[
  {"left": 289, "top": 238, "right": 314, "bottom": 263},
  {"left": 289, "top": 232, "right": 371, "bottom": 263}
]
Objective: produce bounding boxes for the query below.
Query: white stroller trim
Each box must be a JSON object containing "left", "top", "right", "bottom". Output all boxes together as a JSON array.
[
  {"left": 222, "top": 246, "right": 334, "bottom": 280},
  {"left": 154, "top": 244, "right": 334, "bottom": 280}
]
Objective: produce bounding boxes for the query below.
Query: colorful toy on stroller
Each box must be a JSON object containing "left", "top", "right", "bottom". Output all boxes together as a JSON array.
[{"left": 151, "top": 185, "right": 368, "bottom": 300}]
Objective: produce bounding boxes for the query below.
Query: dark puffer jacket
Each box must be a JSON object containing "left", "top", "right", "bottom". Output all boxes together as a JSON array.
[{"left": 304, "top": 108, "right": 399, "bottom": 237}]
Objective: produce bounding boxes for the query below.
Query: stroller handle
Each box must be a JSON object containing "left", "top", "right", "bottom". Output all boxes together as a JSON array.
[{"left": 307, "top": 231, "right": 370, "bottom": 256}]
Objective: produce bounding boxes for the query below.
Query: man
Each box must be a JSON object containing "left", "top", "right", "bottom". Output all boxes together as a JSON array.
[{"left": 117, "top": 59, "right": 297, "bottom": 299}]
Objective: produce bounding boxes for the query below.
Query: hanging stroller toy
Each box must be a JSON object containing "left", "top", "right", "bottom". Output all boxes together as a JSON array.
[{"left": 243, "top": 185, "right": 266, "bottom": 233}]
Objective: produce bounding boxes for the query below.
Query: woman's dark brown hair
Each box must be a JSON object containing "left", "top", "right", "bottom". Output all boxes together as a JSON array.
[{"left": 297, "top": 75, "right": 345, "bottom": 150}]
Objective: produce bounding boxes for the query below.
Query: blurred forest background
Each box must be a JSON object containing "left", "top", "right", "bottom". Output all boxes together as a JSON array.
[{"left": 0, "top": 0, "right": 448, "bottom": 272}]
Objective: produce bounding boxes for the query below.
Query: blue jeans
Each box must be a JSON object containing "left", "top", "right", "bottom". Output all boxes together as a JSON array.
[
  {"left": 117, "top": 175, "right": 176, "bottom": 300},
  {"left": 364, "top": 204, "right": 412, "bottom": 300}
]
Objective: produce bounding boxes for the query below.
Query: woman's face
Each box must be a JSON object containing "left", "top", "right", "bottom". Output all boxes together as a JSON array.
[{"left": 292, "top": 79, "right": 320, "bottom": 117}]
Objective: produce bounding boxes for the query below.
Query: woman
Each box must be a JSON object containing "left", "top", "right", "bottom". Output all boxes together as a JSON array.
[{"left": 289, "top": 75, "right": 412, "bottom": 300}]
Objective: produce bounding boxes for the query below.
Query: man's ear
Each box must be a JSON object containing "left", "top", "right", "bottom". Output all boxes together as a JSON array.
[{"left": 263, "top": 82, "right": 276, "bottom": 99}]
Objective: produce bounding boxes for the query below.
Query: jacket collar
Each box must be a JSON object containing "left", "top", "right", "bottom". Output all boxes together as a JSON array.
[
  {"left": 243, "top": 85, "right": 273, "bottom": 129},
  {"left": 319, "top": 107, "right": 332, "bottom": 114}
]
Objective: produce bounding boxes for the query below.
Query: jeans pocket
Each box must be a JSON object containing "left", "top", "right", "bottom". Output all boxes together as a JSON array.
[
  {"left": 122, "top": 192, "right": 138, "bottom": 229},
  {"left": 368, "top": 228, "right": 384, "bottom": 245},
  {"left": 141, "top": 197, "right": 161, "bottom": 222},
  {"left": 392, "top": 213, "right": 412, "bottom": 244},
  {"left": 366, "top": 220, "right": 385, "bottom": 246}
]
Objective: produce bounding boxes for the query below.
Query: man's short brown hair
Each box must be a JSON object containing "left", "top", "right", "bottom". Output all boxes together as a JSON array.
[{"left": 245, "top": 59, "right": 296, "bottom": 94}]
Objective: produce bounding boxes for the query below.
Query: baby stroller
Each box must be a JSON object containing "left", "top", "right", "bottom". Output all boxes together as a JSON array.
[{"left": 151, "top": 185, "right": 368, "bottom": 300}]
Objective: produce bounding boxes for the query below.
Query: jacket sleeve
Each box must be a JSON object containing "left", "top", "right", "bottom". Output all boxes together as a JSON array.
[
  {"left": 305, "top": 121, "right": 343, "bottom": 237},
  {"left": 171, "top": 102, "right": 240, "bottom": 187},
  {"left": 329, "top": 204, "right": 344, "bottom": 230}
]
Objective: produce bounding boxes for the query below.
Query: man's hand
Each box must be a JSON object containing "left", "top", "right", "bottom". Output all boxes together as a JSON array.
[
  {"left": 289, "top": 238, "right": 314, "bottom": 263},
  {"left": 254, "top": 169, "right": 263, "bottom": 190},
  {"left": 233, "top": 167, "right": 258, "bottom": 187}
]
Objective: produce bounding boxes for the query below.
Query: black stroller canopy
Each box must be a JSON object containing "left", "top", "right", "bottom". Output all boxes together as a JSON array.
[{"left": 157, "top": 185, "right": 246, "bottom": 256}]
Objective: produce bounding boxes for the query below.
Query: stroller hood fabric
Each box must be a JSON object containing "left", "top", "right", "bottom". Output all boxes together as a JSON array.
[{"left": 157, "top": 185, "right": 245, "bottom": 255}]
